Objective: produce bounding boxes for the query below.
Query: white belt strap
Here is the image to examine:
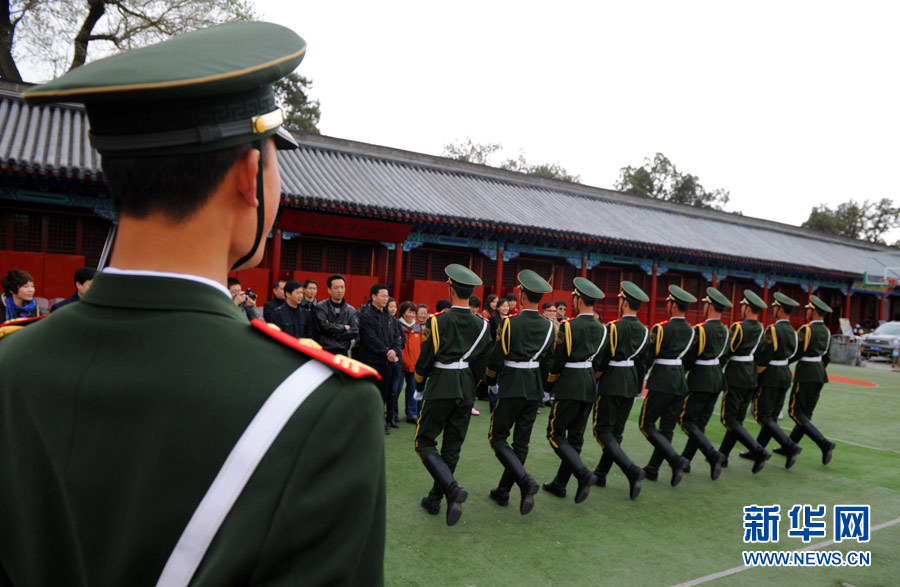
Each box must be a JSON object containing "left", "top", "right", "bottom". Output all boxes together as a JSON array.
[
  {"left": 654, "top": 358, "right": 682, "bottom": 366},
  {"left": 505, "top": 360, "right": 539, "bottom": 369},
  {"left": 730, "top": 355, "right": 754, "bottom": 362},
  {"left": 768, "top": 359, "right": 789, "bottom": 366},
  {"left": 434, "top": 320, "right": 489, "bottom": 371},
  {"left": 563, "top": 323, "right": 607, "bottom": 371},
  {"left": 694, "top": 359, "right": 720, "bottom": 366},
  {"left": 799, "top": 356, "right": 822, "bottom": 362},
  {"left": 156, "top": 360, "right": 334, "bottom": 587},
  {"left": 564, "top": 361, "right": 592, "bottom": 368},
  {"left": 608, "top": 360, "right": 634, "bottom": 367}
]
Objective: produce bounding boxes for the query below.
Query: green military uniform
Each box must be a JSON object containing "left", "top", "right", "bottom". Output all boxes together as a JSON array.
[
  {"left": 590, "top": 280, "right": 650, "bottom": 500},
  {"left": 0, "top": 23, "right": 386, "bottom": 585},
  {"left": 484, "top": 270, "right": 555, "bottom": 515},
  {"left": 543, "top": 277, "right": 606, "bottom": 503},
  {"left": 786, "top": 295, "right": 836, "bottom": 465},
  {"left": 748, "top": 292, "right": 803, "bottom": 467},
  {"left": 414, "top": 264, "right": 492, "bottom": 526},
  {"left": 719, "top": 290, "right": 771, "bottom": 473},
  {"left": 679, "top": 287, "right": 732, "bottom": 480},
  {"left": 639, "top": 285, "right": 697, "bottom": 487}
]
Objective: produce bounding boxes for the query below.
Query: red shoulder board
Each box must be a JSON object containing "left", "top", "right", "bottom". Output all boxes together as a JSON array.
[
  {"left": 0, "top": 315, "right": 46, "bottom": 340},
  {"left": 653, "top": 320, "right": 668, "bottom": 328},
  {"left": 250, "top": 319, "right": 381, "bottom": 380}
]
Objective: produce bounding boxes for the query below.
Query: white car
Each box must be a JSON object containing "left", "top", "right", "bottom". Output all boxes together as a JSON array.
[{"left": 859, "top": 321, "right": 900, "bottom": 359}]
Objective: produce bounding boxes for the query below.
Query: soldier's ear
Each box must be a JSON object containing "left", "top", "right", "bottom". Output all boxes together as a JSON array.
[{"left": 234, "top": 147, "right": 262, "bottom": 208}]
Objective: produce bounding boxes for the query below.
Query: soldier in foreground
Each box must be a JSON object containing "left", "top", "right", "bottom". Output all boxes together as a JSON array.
[
  {"left": 785, "top": 295, "right": 836, "bottom": 465},
  {"left": 679, "top": 287, "right": 732, "bottom": 480},
  {"left": 591, "top": 281, "right": 650, "bottom": 499},
  {"left": 718, "top": 290, "right": 771, "bottom": 473},
  {"left": 639, "top": 285, "right": 697, "bottom": 487},
  {"left": 542, "top": 278, "right": 606, "bottom": 504},
  {"left": 414, "top": 264, "right": 492, "bottom": 526},
  {"left": 0, "top": 23, "right": 386, "bottom": 585},
  {"left": 485, "top": 270, "right": 555, "bottom": 515}
]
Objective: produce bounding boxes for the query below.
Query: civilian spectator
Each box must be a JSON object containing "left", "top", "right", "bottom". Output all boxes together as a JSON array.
[
  {"left": 314, "top": 274, "right": 359, "bottom": 355},
  {"left": 2, "top": 269, "right": 37, "bottom": 321},
  {"left": 301, "top": 279, "right": 318, "bottom": 312},
  {"left": 542, "top": 301, "right": 559, "bottom": 329},
  {"left": 435, "top": 299, "right": 451, "bottom": 313},
  {"left": 271, "top": 280, "right": 315, "bottom": 339},
  {"left": 505, "top": 293, "right": 519, "bottom": 316},
  {"left": 398, "top": 301, "right": 423, "bottom": 422},
  {"left": 555, "top": 300, "right": 568, "bottom": 321},
  {"left": 262, "top": 279, "right": 286, "bottom": 322},
  {"left": 50, "top": 267, "right": 96, "bottom": 313},
  {"left": 227, "top": 277, "right": 260, "bottom": 321},
  {"left": 387, "top": 298, "right": 398, "bottom": 317},
  {"left": 356, "top": 284, "right": 403, "bottom": 434},
  {"left": 386, "top": 297, "right": 404, "bottom": 428},
  {"left": 416, "top": 304, "right": 429, "bottom": 327},
  {"left": 482, "top": 294, "right": 498, "bottom": 320},
  {"left": 468, "top": 295, "right": 481, "bottom": 314},
  {"left": 489, "top": 296, "right": 510, "bottom": 340}
]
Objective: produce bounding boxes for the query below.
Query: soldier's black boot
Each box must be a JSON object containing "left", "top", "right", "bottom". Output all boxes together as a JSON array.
[
  {"left": 494, "top": 446, "right": 540, "bottom": 515},
  {"left": 592, "top": 450, "right": 614, "bottom": 487},
  {"left": 643, "top": 446, "right": 665, "bottom": 482},
  {"left": 421, "top": 453, "right": 468, "bottom": 526},
  {"left": 644, "top": 429, "right": 685, "bottom": 486},
  {"left": 553, "top": 443, "right": 596, "bottom": 503},
  {"left": 420, "top": 483, "right": 442, "bottom": 515},
  {"left": 729, "top": 426, "right": 771, "bottom": 474},
  {"left": 489, "top": 469, "right": 514, "bottom": 507},
  {"left": 801, "top": 422, "right": 835, "bottom": 465},
  {"left": 688, "top": 428, "right": 723, "bottom": 480},
  {"left": 775, "top": 425, "right": 805, "bottom": 455},
  {"left": 763, "top": 421, "right": 802, "bottom": 468},
  {"left": 602, "top": 442, "right": 643, "bottom": 499},
  {"left": 740, "top": 426, "right": 772, "bottom": 460},
  {"left": 719, "top": 431, "right": 737, "bottom": 467},
  {"left": 543, "top": 461, "right": 570, "bottom": 498}
]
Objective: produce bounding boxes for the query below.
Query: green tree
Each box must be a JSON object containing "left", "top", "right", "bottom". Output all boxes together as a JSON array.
[
  {"left": 802, "top": 198, "right": 900, "bottom": 244},
  {"left": 273, "top": 72, "right": 320, "bottom": 134},
  {"left": 442, "top": 138, "right": 580, "bottom": 182},
  {"left": 616, "top": 152, "right": 730, "bottom": 210}
]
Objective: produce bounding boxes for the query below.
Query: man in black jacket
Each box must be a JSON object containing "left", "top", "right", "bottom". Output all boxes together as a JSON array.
[
  {"left": 271, "top": 280, "right": 315, "bottom": 339},
  {"left": 357, "top": 283, "right": 403, "bottom": 434},
  {"left": 314, "top": 275, "right": 359, "bottom": 355},
  {"left": 50, "top": 267, "right": 96, "bottom": 313},
  {"left": 262, "top": 279, "right": 286, "bottom": 323}
]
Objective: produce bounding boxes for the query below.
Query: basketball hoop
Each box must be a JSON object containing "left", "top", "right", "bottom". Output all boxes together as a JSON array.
[{"left": 888, "top": 278, "right": 898, "bottom": 290}]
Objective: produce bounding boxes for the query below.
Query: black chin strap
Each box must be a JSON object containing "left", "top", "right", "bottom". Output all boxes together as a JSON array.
[{"left": 231, "top": 140, "right": 266, "bottom": 270}]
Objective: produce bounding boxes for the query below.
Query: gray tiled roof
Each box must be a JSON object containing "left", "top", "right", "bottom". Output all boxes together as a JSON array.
[{"left": 0, "top": 87, "right": 889, "bottom": 277}]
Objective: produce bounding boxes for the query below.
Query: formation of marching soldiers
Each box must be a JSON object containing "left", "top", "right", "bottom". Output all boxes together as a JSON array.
[{"left": 413, "top": 264, "right": 835, "bottom": 526}]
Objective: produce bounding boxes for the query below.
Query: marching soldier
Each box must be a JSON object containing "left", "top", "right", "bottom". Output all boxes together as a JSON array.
[
  {"left": 784, "top": 294, "right": 836, "bottom": 465},
  {"left": 718, "top": 290, "right": 771, "bottom": 473},
  {"left": 485, "top": 270, "right": 556, "bottom": 515},
  {"left": 679, "top": 287, "right": 732, "bottom": 480},
  {"left": 0, "top": 23, "right": 386, "bottom": 585},
  {"left": 591, "top": 281, "right": 650, "bottom": 500},
  {"left": 740, "top": 292, "right": 803, "bottom": 468},
  {"left": 542, "top": 277, "right": 607, "bottom": 503},
  {"left": 639, "top": 285, "right": 697, "bottom": 487},
  {"left": 414, "top": 264, "right": 493, "bottom": 526}
]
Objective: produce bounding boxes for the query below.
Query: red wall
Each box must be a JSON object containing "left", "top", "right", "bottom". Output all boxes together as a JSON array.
[
  {"left": 401, "top": 279, "right": 484, "bottom": 313},
  {"left": 0, "top": 251, "right": 86, "bottom": 299}
]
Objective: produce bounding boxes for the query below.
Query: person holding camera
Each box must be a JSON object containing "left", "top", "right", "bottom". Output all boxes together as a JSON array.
[{"left": 228, "top": 277, "right": 260, "bottom": 321}]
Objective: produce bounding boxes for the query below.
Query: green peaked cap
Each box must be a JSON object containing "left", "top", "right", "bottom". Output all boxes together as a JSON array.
[
  {"left": 772, "top": 292, "right": 799, "bottom": 307},
  {"left": 517, "top": 269, "right": 552, "bottom": 294},
  {"left": 667, "top": 284, "right": 697, "bottom": 304},
  {"left": 24, "top": 22, "right": 306, "bottom": 156},
  {"left": 445, "top": 263, "right": 482, "bottom": 287},
  {"left": 619, "top": 280, "right": 649, "bottom": 303},
  {"left": 806, "top": 294, "right": 833, "bottom": 314},
  {"left": 741, "top": 289, "right": 767, "bottom": 312},
  {"left": 704, "top": 287, "right": 733, "bottom": 308},
  {"left": 573, "top": 277, "right": 604, "bottom": 300}
]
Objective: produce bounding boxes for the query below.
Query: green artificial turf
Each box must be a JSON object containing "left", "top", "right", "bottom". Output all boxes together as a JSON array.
[{"left": 383, "top": 364, "right": 900, "bottom": 586}]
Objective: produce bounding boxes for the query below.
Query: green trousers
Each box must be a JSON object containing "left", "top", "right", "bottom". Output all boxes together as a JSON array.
[
  {"left": 788, "top": 381, "right": 824, "bottom": 427},
  {"left": 547, "top": 399, "right": 593, "bottom": 454},
  {"left": 593, "top": 394, "right": 636, "bottom": 447},
  {"left": 752, "top": 385, "right": 788, "bottom": 427},
  {"left": 415, "top": 397, "right": 473, "bottom": 472},
  {"left": 489, "top": 397, "right": 540, "bottom": 463}
]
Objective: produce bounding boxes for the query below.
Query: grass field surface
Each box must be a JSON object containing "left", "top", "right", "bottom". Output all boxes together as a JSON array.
[{"left": 383, "top": 364, "right": 900, "bottom": 586}]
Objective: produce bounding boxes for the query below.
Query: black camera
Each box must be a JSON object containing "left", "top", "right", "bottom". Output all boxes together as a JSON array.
[{"left": 243, "top": 288, "right": 257, "bottom": 301}]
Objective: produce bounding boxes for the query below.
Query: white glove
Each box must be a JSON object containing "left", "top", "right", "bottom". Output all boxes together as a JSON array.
[
  {"left": 488, "top": 385, "right": 499, "bottom": 397},
  {"left": 414, "top": 390, "right": 424, "bottom": 401},
  {"left": 543, "top": 392, "right": 551, "bottom": 403}
]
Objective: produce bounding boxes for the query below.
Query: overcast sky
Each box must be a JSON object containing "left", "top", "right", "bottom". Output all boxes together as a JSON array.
[{"left": 257, "top": 0, "right": 899, "bottom": 244}]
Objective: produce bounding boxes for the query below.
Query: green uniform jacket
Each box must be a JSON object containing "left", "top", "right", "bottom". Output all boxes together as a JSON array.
[
  {"left": 484, "top": 309, "right": 556, "bottom": 401},
  {"left": 414, "top": 307, "right": 492, "bottom": 401},
  {"left": 755, "top": 319, "right": 798, "bottom": 388},
  {"left": 790, "top": 320, "right": 831, "bottom": 383},
  {"left": 0, "top": 273, "right": 386, "bottom": 586},
  {"left": 722, "top": 319, "right": 764, "bottom": 388},
  {"left": 642, "top": 317, "right": 695, "bottom": 395},
  {"left": 594, "top": 315, "right": 649, "bottom": 398},
  {"left": 683, "top": 318, "right": 729, "bottom": 393},
  {"left": 545, "top": 314, "right": 607, "bottom": 402}
]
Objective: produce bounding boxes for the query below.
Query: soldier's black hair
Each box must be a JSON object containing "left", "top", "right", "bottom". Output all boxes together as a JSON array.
[
  {"left": 709, "top": 301, "right": 726, "bottom": 313},
  {"left": 624, "top": 299, "right": 642, "bottom": 312},
  {"left": 673, "top": 300, "right": 690, "bottom": 312},
  {"left": 522, "top": 289, "right": 545, "bottom": 303},
  {"left": 450, "top": 284, "right": 474, "bottom": 299},
  {"left": 577, "top": 293, "right": 597, "bottom": 307},
  {"left": 780, "top": 304, "right": 795, "bottom": 315}
]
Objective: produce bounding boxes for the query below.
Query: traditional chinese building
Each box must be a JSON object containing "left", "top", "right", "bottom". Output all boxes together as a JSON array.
[{"left": 0, "top": 82, "right": 897, "bottom": 329}]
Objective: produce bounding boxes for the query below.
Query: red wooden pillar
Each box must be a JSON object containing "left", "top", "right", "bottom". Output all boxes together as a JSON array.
[
  {"left": 761, "top": 278, "right": 770, "bottom": 324},
  {"left": 579, "top": 256, "right": 587, "bottom": 278},
  {"left": 878, "top": 295, "right": 885, "bottom": 323},
  {"left": 494, "top": 247, "right": 504, "bottom": 297},
  {"left": 844, "top": 291, "right": 851, "bottom": 320},
  {"left": 730, "top": 281, "right": 737, "bottom": 324},
  {"left": 270, "top": 231, "right": 282, "bottom": 288},
  {"left": 711, "top": 272, "right": 718, "bottom": 288},
  {"left": 392, "top": 242, "right": 403, "bottom": 301},
  {"left": 648, "top": 264, "right": 658, "bottom": 326}
]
